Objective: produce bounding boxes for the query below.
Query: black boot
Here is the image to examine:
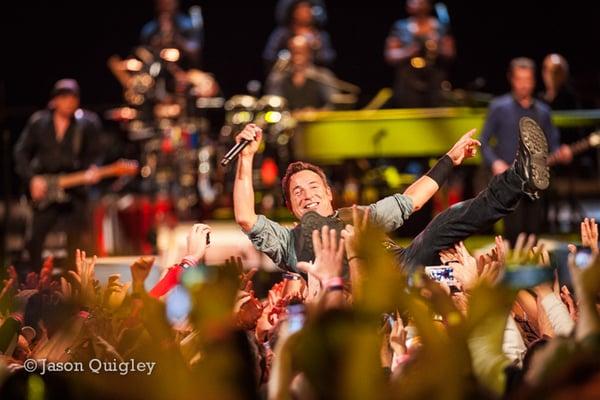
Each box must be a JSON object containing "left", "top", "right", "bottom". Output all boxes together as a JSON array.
[{"left": 513, "top": 117, "right": 550, "bottom": 200}]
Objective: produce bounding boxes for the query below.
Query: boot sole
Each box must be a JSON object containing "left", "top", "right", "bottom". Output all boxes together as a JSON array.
[{"left": 519, "top": 117, "right": 550, "bottom": 190}]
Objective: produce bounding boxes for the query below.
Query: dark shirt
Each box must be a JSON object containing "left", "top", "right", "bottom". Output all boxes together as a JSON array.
[
  {"left": 538, "top": 85, "right": 580, "bottom": 110},
  {"left": 480, "top": 94, "right": 560, "bottom": 167},
  {"left": 262, "top": 26, "right": 336, "bottom": 68},
  {"left": 13, "top": 109, "right": 103, "bottom": 190},
  {"left": 265, "top": 66, "right": 337, "bottom": 110},
  {"left": 140, "top": 12, "right": 203, "bottom": 68},
  {"left": 387, "top": 18, "right": 452, "bottom": 108}
]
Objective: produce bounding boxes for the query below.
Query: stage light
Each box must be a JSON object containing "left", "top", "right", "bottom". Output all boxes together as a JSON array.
[
  {"left": 264, "top": 111, "right": 282, "bottom": 123},
  {"left": 232, "top": 111, "right": 253, "bottom": 124},
  {"left": 160, "top": 48, "right": 180, "bottom": 62},
  {"left": 125, "top": 58, "right": 143, "bottom": 71},
  {"left": 410, "top": 57, "right": 426, "bottom": 69},
  {"left": 149, "top": 62, "right": 161, "bottom": 77}
]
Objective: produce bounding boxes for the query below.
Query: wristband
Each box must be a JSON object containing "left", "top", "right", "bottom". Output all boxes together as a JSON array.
[
  {"left": 324, "top": 277, "right": 344, "bottom": 291},
  {"left": 425, "top": 155, "right": 454, "bottom": 187},
  {"left": 9, "top": 312, "right": 24, "bottom": 325},
  {"left": 347, "top": 256, "right": 363, "bottom": 263}
]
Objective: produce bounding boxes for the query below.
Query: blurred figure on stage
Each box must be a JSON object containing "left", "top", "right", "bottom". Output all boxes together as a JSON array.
[
  {"left": 384, "top": 0, "right": 455, "bottom": 108},
  {"left": 13, "top": 79, "right": 104, "bottom": 275},
  {"left": 265, "top": 35, "right": 339, "bottom": 111},
  {"left": 263, "top": 0, "right": 335, "bottom": 70},
  {"left": 540, "top": 53, "right": 579, "bottom": 110},
  {"left": 140, "top": 0, "right": 204, "bottom": 69},
  {"left": 479, "top": 57, "right": 572, "bottom": 243}
]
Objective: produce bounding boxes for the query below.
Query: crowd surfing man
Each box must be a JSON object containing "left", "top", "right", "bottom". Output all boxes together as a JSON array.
[{"left": 233, "top": 118, "right": 551, "bottom": 272}]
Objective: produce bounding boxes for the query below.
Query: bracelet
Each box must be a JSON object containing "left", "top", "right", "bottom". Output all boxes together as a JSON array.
[
  {"left": 324, "top": 277, "right": 344, "bottom": 290},
  {"left": 425, "top": 155, "right": 454, "bottom": 187},
  {"left": 180, "top": 255, "right": 200, "bottom": 269},
  {"left": 9, "top": 312, "right": 24, "bottom": 325},
  {"left": 347, "top": 256, "right": 363, "bottom": 263},
  {"left": 131, "top": 292, "right": 144, "bottom": 300}
]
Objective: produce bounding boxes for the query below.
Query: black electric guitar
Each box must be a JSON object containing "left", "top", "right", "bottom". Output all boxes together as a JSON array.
[{"left": 32, "top": 159, "right": 139, "bottom": 210}]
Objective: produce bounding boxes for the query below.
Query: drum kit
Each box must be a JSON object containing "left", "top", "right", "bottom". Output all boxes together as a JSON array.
[{"left": 106, "top": 48, "right": 296, "bottom": 220}]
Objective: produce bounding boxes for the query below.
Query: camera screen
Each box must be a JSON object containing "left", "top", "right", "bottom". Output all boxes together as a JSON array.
[{"left": 425, "top": 266, "right": 455, "bottom": 283}]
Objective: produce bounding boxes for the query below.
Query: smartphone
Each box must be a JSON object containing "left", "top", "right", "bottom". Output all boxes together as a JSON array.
[
  {"left": 282, "top": 272, "right": 303, "bottom": 297},
  {"left": 287, "top": 303, "right": 306, "bottom": 334},
  {"left": 425, "top": 266, "right": 456, "bottom": 285},
  {"left": 381, "top": 313, "right": 396, "bottom": 330},
  {"left": 575, "top": 246, "right": 592, "bottom": 269},
  {"left": 165, "top": 285, "right": 192, "bottom": 326},
  {"left": 501, "top": 266, "right": 554, "bottom": 289}
]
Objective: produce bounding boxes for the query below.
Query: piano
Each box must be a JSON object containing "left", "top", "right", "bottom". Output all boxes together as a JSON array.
[{"left": 293, "top": 108, "right": 600, "bottom": 163}]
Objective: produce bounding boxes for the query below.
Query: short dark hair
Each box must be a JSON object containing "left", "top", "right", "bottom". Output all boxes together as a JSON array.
[
  {"left": 281, "top": 161, "right": 329, "bottom": 209},
  {"left": 508, "top": 57, "right": 536, "bottom": 77}
]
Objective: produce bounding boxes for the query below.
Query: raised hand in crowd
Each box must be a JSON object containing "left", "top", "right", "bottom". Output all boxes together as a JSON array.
[
  {"left": 567, "top": 252, "right": 600, "bottom": 341},
  {"left": 227, "top": 255, "right": 257, "bottom": 292},
  {"left": 440, "top": 241, "right": 479, "bottom": 292},
  {"left": 508, "top": 232, "right": 538, "bottom": 264},
  {"left": 341, "top": 205, "right": 370, "bottom": 298},
  {"left": 69, "top": 249, "right": 98, "bottom": 307},
  {"left": 187, "top": 223, "right": 211, "bottom": 260},
  {"left": 389, "top": 313, "right": 408, "bottom": 358},
  {"left": 256, "top": 281, "right": 290, "bottom": 343},
  {"left": 297, "top": 226, "right": 345, "bottom": 285},
  {"left": 103, "top": 274, "right": 131, "bottom": 311},
  {"left": 578, "top": 217, "right": 598, "bottom": 255},
  {"left": 38, "top": 256, "right": 54, "bottom": 290},
  {"left": 234, "top": 290, "right": 263, "bottom": 331},
  {"left": 228, "top": 256, "right": 263, "bottom": 330},
  {"left": 130, "top": 256, "right": 155, "bottom": 294},
  {"left": 0, "top": 266, "right": 18, "bottom": 302}
]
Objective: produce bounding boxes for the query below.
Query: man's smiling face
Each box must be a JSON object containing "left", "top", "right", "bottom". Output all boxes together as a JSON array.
[{"left": 288, "top": 169, "right": 334, "bottom": 219}]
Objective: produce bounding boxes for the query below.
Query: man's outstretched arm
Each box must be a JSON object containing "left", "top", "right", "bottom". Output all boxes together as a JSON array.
[
  {"left": 403, "top": 129, "right": 480, "bottom": 212},
  {"left": 233, "top": 124, "right": 263, "bottom": 232}
]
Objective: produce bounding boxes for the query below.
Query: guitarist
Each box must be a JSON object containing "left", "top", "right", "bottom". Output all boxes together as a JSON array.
[
  {"left": 13, "top": 79, "right": 103, "bottom": 273},
  {"left": 479, "top": 57, "right": 572, "bottom": 244}
]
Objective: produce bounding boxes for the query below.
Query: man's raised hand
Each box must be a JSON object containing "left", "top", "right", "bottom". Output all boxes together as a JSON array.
[
  {"left": 446, "top": 129, "right": 481, "bottom": 166},
  {"left": 235, "top": 124, "right": 263, "bottom": 158}
]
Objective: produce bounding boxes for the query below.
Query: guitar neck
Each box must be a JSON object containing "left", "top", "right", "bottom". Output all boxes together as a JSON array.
[
  {"left": 57, "top": 165, "right": 120, "bottom": 189},
  {"left": 547, "top": 136, "right": 591, "bottom": 167}
]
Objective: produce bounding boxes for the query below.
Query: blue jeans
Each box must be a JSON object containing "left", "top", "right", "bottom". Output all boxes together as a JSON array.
[{"left": 399, "top": 167, "right": 525, "bottom": 270}]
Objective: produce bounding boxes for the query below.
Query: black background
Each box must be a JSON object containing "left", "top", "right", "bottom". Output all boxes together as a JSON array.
[{"left": 2, "top": 0, "right": 600, "bottom": 113}]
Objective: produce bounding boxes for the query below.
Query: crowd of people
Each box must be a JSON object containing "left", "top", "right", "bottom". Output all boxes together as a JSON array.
[
  {"left": 0, "top": 194, "right": 599, "bottom": 399},
  {"left": 3, "top": 114, "right": 600, "bottom": 398},
  {"left": 3, "top": 0, "right": 599, "bottom": 398}
]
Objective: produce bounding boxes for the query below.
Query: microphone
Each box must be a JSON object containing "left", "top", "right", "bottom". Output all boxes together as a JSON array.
[{"left": 220, "top": 139, "right": 250, "bottom": 166}]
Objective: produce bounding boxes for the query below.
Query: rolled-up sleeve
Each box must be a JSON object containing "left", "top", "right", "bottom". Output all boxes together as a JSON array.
[
  {"left": 368, "top": 193, "right": 414, "bottom": 232},
  {"left": 246, "top": 215, "right": 293, "bottom": 269},
  {"left": 541, "top": 293, "right": 575, "bottom": 337}
]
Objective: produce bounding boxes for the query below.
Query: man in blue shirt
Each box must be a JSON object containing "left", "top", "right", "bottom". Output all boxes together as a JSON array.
[{"left": 480, "top": 57, "right": 572, "bottom": 243}]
